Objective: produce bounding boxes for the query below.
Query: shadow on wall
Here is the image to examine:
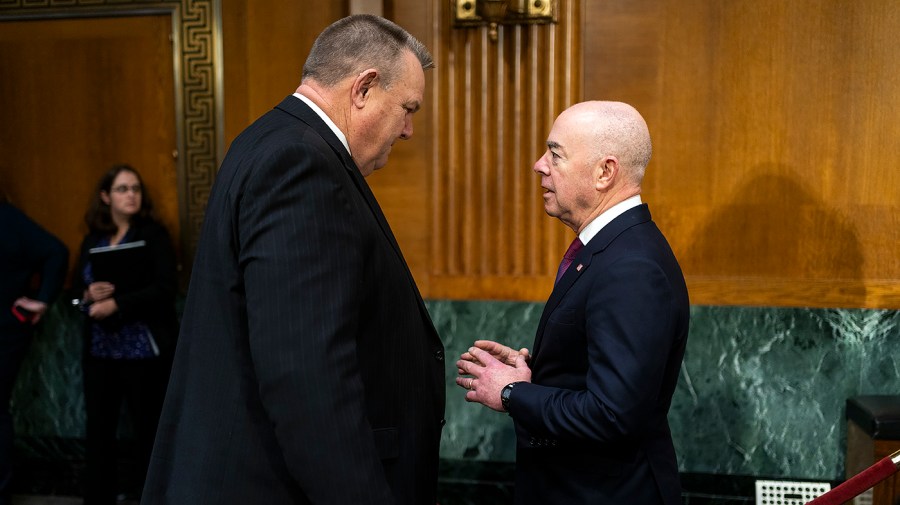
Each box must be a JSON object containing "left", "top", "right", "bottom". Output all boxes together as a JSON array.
[
  {"left": 669, "top": 167, "right": 874, "bottom": 480},
  {"left": 681, "top": 166, "right": 865, "bottom": 301}
]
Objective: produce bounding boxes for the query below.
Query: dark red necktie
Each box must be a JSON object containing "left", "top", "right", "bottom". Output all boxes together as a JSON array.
[{"left": 555, "top": 237, "right": 584, "bottom": 285}]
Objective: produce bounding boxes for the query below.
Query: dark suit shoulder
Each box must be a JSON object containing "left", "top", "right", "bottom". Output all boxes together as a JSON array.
[{"left": 209, "top": 121, "right": 347, "bottom": 226}]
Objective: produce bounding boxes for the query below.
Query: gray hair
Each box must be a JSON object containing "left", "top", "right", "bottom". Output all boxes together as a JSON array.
[{"left": 301, "top": 14, "right": 433, "bottom": 90}]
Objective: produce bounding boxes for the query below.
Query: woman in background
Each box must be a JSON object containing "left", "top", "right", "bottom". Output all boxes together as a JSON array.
[{"left": 73, "top": 164, "right": 178, "bottom": 505}]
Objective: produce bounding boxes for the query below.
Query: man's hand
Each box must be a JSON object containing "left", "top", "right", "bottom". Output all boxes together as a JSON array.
[
  {"left": 456, "top": 346, "right": 531, "bottom": 412},
  {"left": 458, "top": 340, "right": 530, "bottom": 374}
]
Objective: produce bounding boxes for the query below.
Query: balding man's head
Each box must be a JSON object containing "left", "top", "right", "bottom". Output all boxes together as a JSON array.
[
  {"left": 563, "top": 101, "right": 652, "bottom": 186},
  {"left": 533, "top": 101, "right": 651, "bottom": 232}
]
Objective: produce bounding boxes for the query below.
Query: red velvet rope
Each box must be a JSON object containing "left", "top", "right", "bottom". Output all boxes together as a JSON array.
[{"left": 806, "top": 456, "right": 899, "bottom": 505}]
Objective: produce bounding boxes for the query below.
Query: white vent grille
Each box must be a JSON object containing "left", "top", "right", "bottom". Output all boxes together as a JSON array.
[
  {"left": 853, "top": 488, "right": 873, "bottom": 505},
  {"left": 755, "top": 479, "right": 831, "bottom": 505}
]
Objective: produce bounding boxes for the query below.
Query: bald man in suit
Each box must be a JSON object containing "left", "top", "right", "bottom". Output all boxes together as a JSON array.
[
  {"left": 457, "top": 101, "right": 690, "bottom": 505},
  {"left": 143, "top": 15, "right": 445, "bottom": 505}
]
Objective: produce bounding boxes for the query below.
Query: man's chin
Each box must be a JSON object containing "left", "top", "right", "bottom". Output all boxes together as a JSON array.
[
  {"left": 543, "top": 203, "right": 560, "bottom": 218},
  {"left": 357, "top": 159, "right": 382, "bottom": 177},
  {"left": 366, "top": 158, "right": 390, "bottom": 176}
]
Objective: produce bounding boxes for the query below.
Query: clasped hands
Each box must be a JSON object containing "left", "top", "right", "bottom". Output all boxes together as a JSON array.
[
  {"left": 456, "top": 340, "right": 532, "bottom": 412},
  {"left": 83, "top": 281, "right": 119, "bottom": 320}
]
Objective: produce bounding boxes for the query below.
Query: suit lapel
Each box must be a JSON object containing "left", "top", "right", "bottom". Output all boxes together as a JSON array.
[
  {"left": 530, "top": 248, "right": 591, "bottom": 362},
  {"left": 274, "top": 96, "right": 437, "bottom": 333},
  {"left": 530, "top": 204, "right": 653, "bottom": 361}
]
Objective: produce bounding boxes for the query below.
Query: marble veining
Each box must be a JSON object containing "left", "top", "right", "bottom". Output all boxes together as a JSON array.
[
  {"left": 10, "top": 299, "right": 900, "bottom": 483},
  {"left": 428, "top": 301, "right": 900, "bottom": 481},
  {"left": 671, "top": 307, "right": 899, "bottom": 479},
  {"left": 11, "top": 302, "right": 85, "bottom": 446}
]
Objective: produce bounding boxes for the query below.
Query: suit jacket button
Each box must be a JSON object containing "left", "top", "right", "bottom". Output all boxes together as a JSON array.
[{"left": 433, "top": 349, "right": 444, "bottom": 361}]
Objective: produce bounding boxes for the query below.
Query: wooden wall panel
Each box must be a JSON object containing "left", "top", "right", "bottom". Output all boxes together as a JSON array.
[
  {"left": 2, "top": 0, "right": 223, "bottom": 280},
  {"left": 219, "top": 0, "right": 899, "bottom": 308},
  {"left": 5, "top": 1, "right": 892, "bottom": 307},
  {"left": 0, "top": 15, "right": 179, "bottom": 280},
  {"left": 367, "top": 0, "right": 435, "bottom": 293},
  {"left": 428, "top": 0, "right": 582, "bottom": 300},
  {"left": 222, "top": 0, "right": 347, "bottom": 146},
  {"left": 584, "top": 0, "right": 900, "bottom": 308}
]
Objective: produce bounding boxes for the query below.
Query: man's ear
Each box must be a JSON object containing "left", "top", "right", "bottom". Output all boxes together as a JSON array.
[
  {"left": 351, "top": 68, "right": 379, "bottom": 109},
  {"left": 596, "top": 156, "right": 619, "bottom": 190}
]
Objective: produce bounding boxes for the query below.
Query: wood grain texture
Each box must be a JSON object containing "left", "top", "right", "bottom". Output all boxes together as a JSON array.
[
  {"left": 221, "top": 0, "right": 900, "bottom": 308},
  {"left": 428, "top": 0, "right": 582, "bottom": 301},
  {"left": 583, "top": 0, "right": 900, "bottom": 308},
  {"left": 0, "top": 15, "right": 179, "bottom": 280},
  {"left": 222, "top": 0, "right": 347, "bottom": 146},
  {"left": 847, "top": 421, "right": 900, "bottom": 505}
]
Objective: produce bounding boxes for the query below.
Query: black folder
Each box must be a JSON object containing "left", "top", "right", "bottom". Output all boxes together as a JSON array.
[{"left": 89, "top": 240, "right": 148, "bottom": 292}]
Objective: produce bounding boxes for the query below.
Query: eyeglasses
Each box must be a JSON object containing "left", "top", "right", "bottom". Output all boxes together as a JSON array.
[{"left": 110, "top": 184, "right": 142, "bottom": 194}]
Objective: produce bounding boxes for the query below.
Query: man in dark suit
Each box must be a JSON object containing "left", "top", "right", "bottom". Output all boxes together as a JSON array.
[
  {"left": 142, "top": 15, "right": 445, "bottom": 505},
  {"left": 456, "top": 101, "right": 690, "bottom": 505}
]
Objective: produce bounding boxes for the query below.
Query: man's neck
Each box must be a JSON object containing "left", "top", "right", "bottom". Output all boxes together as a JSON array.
[
  {"left": 295, "top": 83, "right": 347, "bottom": 133},
  {"left": 578, "top": 194, "right": 643, "bottom": 245},
  {"left": 294, "top": 83, "right": 351, "bottom": 156},
  {"left": 574, "top": 186, "right": 642, "bottom": 234}
]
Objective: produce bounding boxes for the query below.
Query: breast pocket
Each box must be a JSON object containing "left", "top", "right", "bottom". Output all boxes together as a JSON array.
[
  {"left": 547, "top": 307, "right": 578, "bottom": 326},
  {"left": 539, "top": 307, "right": 587, "bottom": 373}
]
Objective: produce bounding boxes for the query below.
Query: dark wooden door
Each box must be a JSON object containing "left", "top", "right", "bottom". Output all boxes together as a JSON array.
[{"left": 0, "top": 14, "right": 180, "bottom": 278}]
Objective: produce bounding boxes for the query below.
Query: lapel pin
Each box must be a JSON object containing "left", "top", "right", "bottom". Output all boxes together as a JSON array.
[{"left": 576, "top": 264, "right": 583, "bottom": 271}]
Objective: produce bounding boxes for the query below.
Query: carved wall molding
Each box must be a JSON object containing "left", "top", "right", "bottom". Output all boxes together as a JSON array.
[{"left": 428, "top": 0, "right": 582, "bottom": 300}]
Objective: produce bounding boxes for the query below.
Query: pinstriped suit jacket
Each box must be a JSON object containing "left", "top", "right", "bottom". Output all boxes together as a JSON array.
[{"left": 143, "top": 96, "right": 445, "bottom": 505}]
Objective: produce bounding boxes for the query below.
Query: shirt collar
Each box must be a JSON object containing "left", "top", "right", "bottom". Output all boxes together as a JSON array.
[
  {"left": 579, "top": 195, "right": 642, "bottom": 245},
  {"left": 293, "top": 93, "right": 351, "bottom": 156}
]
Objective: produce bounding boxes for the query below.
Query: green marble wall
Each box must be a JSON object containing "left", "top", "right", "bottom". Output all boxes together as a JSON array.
[
  {"left": 12, "top": 301, "right": 85, "bottom": 445},
  {"left": 11, "top": 300, "right": 900, "bottom": 481},
  {"left": 430, "top": 301, "right": 900, "bottom": 481},
  {"left": 671, "top": 306, "right": 899, "bottom": 479}
]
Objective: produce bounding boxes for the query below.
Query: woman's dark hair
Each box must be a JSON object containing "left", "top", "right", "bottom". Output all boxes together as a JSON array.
[{"left": 84, "top": 163, "right": 155, "bottom": 235}]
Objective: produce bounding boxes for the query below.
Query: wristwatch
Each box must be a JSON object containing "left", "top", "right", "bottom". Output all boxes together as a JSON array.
[{"left": 501, "top": 382, "right": 520, "bottom": 412}]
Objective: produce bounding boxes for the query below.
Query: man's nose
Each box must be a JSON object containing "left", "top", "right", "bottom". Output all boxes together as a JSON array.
[
  {"left": 533, "top": 153, "right": 549, "bottom": 174},
  {"left": 399, "top": 117, "right": 413, "bottom": 140}
]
